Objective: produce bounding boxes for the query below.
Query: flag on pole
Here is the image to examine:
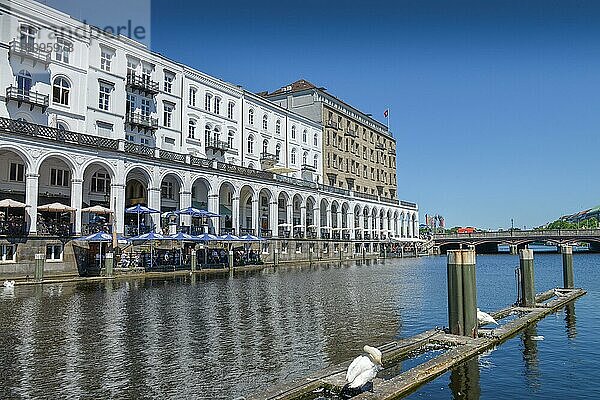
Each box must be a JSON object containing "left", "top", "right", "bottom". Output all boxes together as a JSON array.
[{"left": 383, "top": 109, "right": 389, "bottom": 118}]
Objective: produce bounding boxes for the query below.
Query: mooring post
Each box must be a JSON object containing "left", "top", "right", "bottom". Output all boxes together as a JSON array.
[
  {"left": 509, "top": 244, "right": 518, "bottom": 255},
  {"left": 447, "top": 250, "right": 464, "bottom": 336},
  {"left": 519, "top": 249, "right": 535, "bottom": 307},
  {"left": 561, "top": 245, "right": 574, "bottom": 289},
  {"left": 228, "top": 249, "right": 234, "bottom": 276},
  {"left": 34, "top": 253, "right": 45, "bottom": 282},
  {"left": 104, "top": 252, "right": 114, "bottom": 277},
  {"left": 191, "top": 251, "right": 197, "bottom": 273},
  {"left": 461, "top": 249, "right": 477, "bottom": 338}
]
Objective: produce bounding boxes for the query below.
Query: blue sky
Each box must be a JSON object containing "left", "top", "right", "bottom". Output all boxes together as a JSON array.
[{"left": 146, "top": 0, "right": 600, "bottom": 229}]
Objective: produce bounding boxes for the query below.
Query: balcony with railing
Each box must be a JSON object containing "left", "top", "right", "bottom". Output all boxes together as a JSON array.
[
  {"left": 260, "top": 229, "right": 272, "bottom": 238},
  {"left": 260, "top": 152, "right": 279, "bottom": 163},
  {"left": 126, "top": 112, "right": 158, "bottom": 131},
  {"left": 9, "top": 40, "right": 51, "bottom": 66},
  {"left": 205, "top": 139, "right": 229, "bottom": 153},
  {"left": 126, "top": 73, "right": 160, "bottom": 95},
  {"left": 6, "top": 86, "right": 48, "bottom": 111},
  {"left": 124, "top": 141, "right": 155, "bottom": 157},
  {"left": 301, "top": 163, "right": 316, "bottom": 172}
]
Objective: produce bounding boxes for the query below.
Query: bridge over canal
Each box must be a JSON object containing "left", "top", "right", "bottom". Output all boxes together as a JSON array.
[{"left": 432, "top": 229, "right": 600, "bottom": 254}]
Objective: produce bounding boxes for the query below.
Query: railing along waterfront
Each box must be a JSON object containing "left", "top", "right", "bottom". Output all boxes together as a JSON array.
[
  {"left": 0, "top": 117, "right": 417, "bottom": 208},
  {"left": 433, "top": 229, "right": 600, "bottom": 240}
]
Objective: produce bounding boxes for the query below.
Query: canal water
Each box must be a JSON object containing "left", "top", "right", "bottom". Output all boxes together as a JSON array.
[{"left": 1, "top": 248, "right": 598, "bottom": 399}]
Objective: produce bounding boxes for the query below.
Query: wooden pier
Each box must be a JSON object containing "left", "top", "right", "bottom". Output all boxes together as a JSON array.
[{"left": 247, "top": 287, "right": 585, "bottom": 400}]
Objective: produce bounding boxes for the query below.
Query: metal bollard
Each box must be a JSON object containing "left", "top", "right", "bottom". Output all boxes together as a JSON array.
[
  {"left": 519, "top": 249, "right": 535, "bottom": 307},
  {"left": 561, "top": 245, "right": 574, "bottom": 289},
  {"left": 104, "top": 252, "right": 114, "bottom": 277},
  {"left": 34, "top": 253, "right": 45, "bottom": 282}
]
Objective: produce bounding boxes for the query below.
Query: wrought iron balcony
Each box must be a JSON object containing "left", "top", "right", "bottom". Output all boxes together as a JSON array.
[
  {"left": 6, "top": 86, "right": 48, "bottom": 111},
  {"left": 9, "top": 40, "right": 51, "bottom": 66},
  {"left": 205, "top": 139, "right": 229, "bottom": 152},
  {"left": 126, "top": 73, "right": 160, "bottom": 96},
  {"left": 301, "top": 163, "right": 316, "bottom": 172},
  {"left": 260, "top": 152, "right": 279, "bottom": 163},
  {"left": 126, "top": 112, "right": 158, "bottom": 131}
]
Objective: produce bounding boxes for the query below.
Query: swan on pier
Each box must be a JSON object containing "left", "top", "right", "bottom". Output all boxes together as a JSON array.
[
  {"left": 477, "top": 308, "right": 498, "bottom": 326},
  {"left": 341, "top": 345, "right": 383, "bottom": 398}
]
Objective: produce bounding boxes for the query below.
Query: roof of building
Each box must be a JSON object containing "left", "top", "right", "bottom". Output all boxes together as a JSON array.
[{"left": 262, "top": 79, "right": 391, "bottom": 135}]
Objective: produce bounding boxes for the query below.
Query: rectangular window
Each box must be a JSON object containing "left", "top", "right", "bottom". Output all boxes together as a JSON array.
[
  {"left": 126, "top": 134, "right": 135, "bottom": 142},
  {"left": 0, "top": 244, "right": 16, "bottom": 262},
  {"left": 163, "top": 103, "right": 173, "bottom": 127},
  {"left": 98, "top": 83, "right": 112, "bottom": 111},
  {"left": 127, "top": 60, "right": 137, "bottom": 76},
  {"left": 189, "top": 88, "right": 196, "bottom": 107},
  {"left": 161, "top": 181, "right": 174, "bottom": 199},
  {"left": 50, "top": 168, "right": 69, "bottom": 187},
  {"left": 46, "top": 244, "right": 63, "bottom": 261},
  {"left": 141, "top": 98, "right": 151, "bottom": 117},
  {"left": 214, "top": 97, "right": 221, "bottom": 114},
  {"left": 205, "top": 94, "right": 212, "bottom": 111},
  {"left": 9, "top": 162, "right": 24, "bottom": 182},
  {"left": 97, "top": 121, "right": 113, "bottom": 137},
  {"left": 140, "top": 137, "right": 151, "bottom": 146},
  {"left": 55, "top": 38, "right": 71, "bottom": 63},
  {"left": 126, "top": 93, "right": 136, "bottom": 114},
  {"left": 100, "top": 50, "right": 112, "bottom": 71},
  {"left": 164, "top": 72, "right": 174, "bottom": 93},
  {"left": 91, "top": 171, "right": 110, "bottom": 193}
]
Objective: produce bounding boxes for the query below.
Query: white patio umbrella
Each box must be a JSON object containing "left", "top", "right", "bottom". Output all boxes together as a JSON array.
[
  {"left": 0, "top": 199, "right": 28, "bottom": 208},
  {"left": 81, "top": 205, "right": 113, "bottom": 214},
  {"left": 37, "top": 202, "right": 76, "bottom": 212}
]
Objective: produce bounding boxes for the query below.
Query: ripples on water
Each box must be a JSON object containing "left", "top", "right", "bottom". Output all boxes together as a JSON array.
[{"left": 0, "top": 251, "right": 598, "bottom": 399}]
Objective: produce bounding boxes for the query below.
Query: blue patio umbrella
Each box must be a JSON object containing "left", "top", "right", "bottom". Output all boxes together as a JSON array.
[
  {"left": 175, "top": 206, "right": 205, "bottom": 215},
  {"left": 219, "top": 233, "right": 241, "bottom": 242},
  {"left": 193, "top": 209, "right": 221, "bottom": 218},
  {"left": 195, "top": 232, "right": 218, "bottom": 242},
  {"left": 129, "top": 231, "right": 167, "bottom": 269},
  {"left": 168, "top": 232, "right": 197, "bottom": 266},
  {"left": 75, "top": 232, "right": 129, "bottom": 267},
  {"left": 125, "top": 204, "right": 160, "bottom": 236},
  {"left": 239, "top": 234, "right": 265, "bottom": 242}
]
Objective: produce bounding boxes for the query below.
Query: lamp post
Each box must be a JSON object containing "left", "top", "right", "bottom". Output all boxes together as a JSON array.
[{"left": 511, "top": 218, "right": 514, "bottom": 237}]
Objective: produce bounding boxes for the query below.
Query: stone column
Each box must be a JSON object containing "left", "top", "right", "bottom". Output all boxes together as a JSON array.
[
  {"left": 286, "top": 202, "right": 293, "bottom": 228},
  {"left": 71, "top": 178, "right": 83, "bottom": 235},
  {"left": 252, "top": 198, "right": 259, "bottom": 235},
  {"left": 300, "top": 204, "right": 307, "bottom": 235},
  {"left": 111, "top": 183, "right": 126, "bottom": 234},
  {"left": 208, "top": 193, "right": 219, "bottom": 234},
  {"left": 408, "top": 215, "right": 414, "bottom": 238},
  {"left": 147, "top": 187, "right": 161, "bottom": 232},
  {"left": 25, "top": 173, "right": 39, "bottom": 234},
  {"left": 180, "top": 190, "right": 192, "bottom": 227},
  {"left": 232, "top": 195, "right": 240, "bottom": 234},
  {"left": 414, "top": 218, "right": 419, "bottom": 239},
  {"left": 269, "top": 200, "right": 278, "bottom": 237},
  {"left": 359, "top": 212, "right": 365, "bottom": 238}
]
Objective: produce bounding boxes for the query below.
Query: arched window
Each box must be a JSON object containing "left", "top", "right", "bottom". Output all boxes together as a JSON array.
[
  {"left": 302, "top": 151, "right": 308, "bottom": 165},
  {"left": 302, "top": 129, "right": 307, "bottom": 143},
  {"left": 17, "top": 70, "right": 32, "bottom": 94},
  {"left": 228, "top": 130, "right": 235, "bottom": 148},
  {"left": 275, "top": 119, "right": 281, "bottom": 134},
  {"left": 188, "top": 119, "right": 196, "bottom": 139},
  {"left": 57, "top": 121, "right": 69, "bottom": 131},
  {"left": 247, "top": 135, "right": 254, "bottom": 153},
  {"left": 291, "top": 125, "right": 296, "bottom": 139},
  {"left": 262, "top": 139, "right": 268, "bottom": 155},
  {"left": 205, "top": 124, "right": 211, "bottom": 144},
  {"left": 291, "top": 148, "right": 297, "bottom": 165},
  {"left": 313, "top": 154, "right": 318, "bottom": 169},
  {"left": 228, "top": 101, "right": 235, "bottom": 119},
  {"left": 52, "top": 77, "right": 70, "bottom": 105},
  {"left": 248, "top": 109, "right": 254, "bottom": 125},
  {"left": 314, "top": 133, "right": 318, "bottom": 146},
  {"left": 214, "top": 97, "right": 221, "bottom": 114},
  {"left": 213, "top": 126, "right": 220, "bottom": 143},
  {"left": 248, "top": 163, "right": 255, "bottom": 169},
  {"left": 275, "top": 143, "right": 281, "bottom": 159},
  {"left": 262, "top": 114, "right": 268, "bottom": 130}
]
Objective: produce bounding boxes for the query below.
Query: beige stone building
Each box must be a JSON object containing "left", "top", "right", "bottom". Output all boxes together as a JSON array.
[{"left": 262, "top": 80, "right": 398, "bottom": 203}]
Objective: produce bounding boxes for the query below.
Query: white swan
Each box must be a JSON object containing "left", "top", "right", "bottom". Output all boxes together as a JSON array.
[
  {"left": 477, "top": 308, "right": 498, "bottom": 326},
  {"left": 3, "top": 280, "right": 15, "bottom": 288},
  {"left": 345, "top": 345, "right": 383, "bottom": 390}
]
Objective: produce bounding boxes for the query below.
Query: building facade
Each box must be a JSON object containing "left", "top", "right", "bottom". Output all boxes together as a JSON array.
[
  {"left": 0, "top": 0, "right": 419, "bottom": 273},
  {"left": 264, "top": 80, "right": 399, "bottom": 201}
]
